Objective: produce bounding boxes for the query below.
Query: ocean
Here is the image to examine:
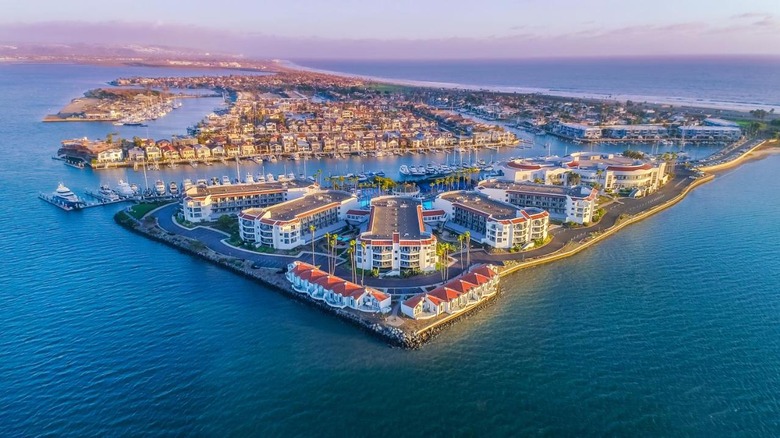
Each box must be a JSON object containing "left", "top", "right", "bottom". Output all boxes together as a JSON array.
[
  {"left": 294, "top": 57, "right": 780, "bottom": 111},
  {"left": 1, "top": 63, "right": 779, "bottom": 436}
]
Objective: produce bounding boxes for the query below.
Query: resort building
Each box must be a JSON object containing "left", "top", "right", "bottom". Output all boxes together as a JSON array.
[
  {"left": 434, "top": 191, "right": 549, "bottom": 249},
  {"left": 478, "top": 180, "right": 597, "bottom": 224},
  {"left": 286, "top": 261, "right": 392, "bottom": 314},
  {"left": 553, "top": 122, "right": 602, "bottom": 140},
  {"left": 566, "top": 152, "right": 668, "bottom": 195},
  {"left": 496, "top": 152, "right": 667, "bottom": 196},
  {"left": 602, "top": 125, "right": 668, "bottom": 139},
  {"left": 356, "top": 196, "right": 438, "bottom": 274},
  {"left": 182, "top": 179, "right": 316, "bottom": 223},
  {"left": 401, "top": 265, "right": 499, "bottom": 319},
  {"left": 678, "top": 125, "right": 742, "bottom": 141},
  {"left": 496, "top": 157, "right": 569, "bottom": 184},
  {"left": 238, "top": 190, "right": 360, "bottom": 250}
]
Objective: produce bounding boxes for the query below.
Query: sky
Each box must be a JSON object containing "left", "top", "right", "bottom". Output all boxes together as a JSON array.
[{"left": 1, "top": 0, "right": 779, "bottom": 59}]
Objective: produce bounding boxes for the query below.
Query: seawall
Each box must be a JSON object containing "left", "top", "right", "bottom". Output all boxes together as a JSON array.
[
  {"left": 497, "top": 174, "right": 715, "bottom": 278},
  {"left": 114, "top": 211, "right": 422, "bottom": 349}
]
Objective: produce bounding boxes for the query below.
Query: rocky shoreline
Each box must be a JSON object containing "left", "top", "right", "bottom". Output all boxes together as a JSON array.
[{"left": 114, "top": 211, "right": 422, "bottom": 349}]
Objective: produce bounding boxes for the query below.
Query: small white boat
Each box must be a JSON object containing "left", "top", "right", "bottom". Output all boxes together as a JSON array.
[
  {"left": 221, "top": 176, "right": 231, "bottom": 185},
  {"left": 98, "top": 184, "right": 120, "bottom": 201},
  {"left": 154, "top": 180, "right": 166, "bottom": 196},
  {"left": 115, "top": 180, "right": 135, "bottom": 198}
]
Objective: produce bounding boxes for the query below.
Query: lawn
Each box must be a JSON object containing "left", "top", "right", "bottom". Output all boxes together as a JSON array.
[{"left": 128, "top": 201, "right": 172, "bottom": 220}]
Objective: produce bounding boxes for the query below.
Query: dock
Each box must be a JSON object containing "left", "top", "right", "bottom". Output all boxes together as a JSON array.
[{"left": 39, "top": 192, "right": 134, "bottom": 211}]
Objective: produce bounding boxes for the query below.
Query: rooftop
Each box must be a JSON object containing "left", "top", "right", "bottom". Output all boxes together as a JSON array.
[
  {"left": 186, "top": 179, "right": 313, "bottom": 198},
  {"left": 440, "top": 191, "right": 520, "bottom": 220},
  {"left": 243, "top": 190, "right": 353, "bottom": 222},
  {"left": 479, "top": 180, "right": 594, "bottom": 198},
  {"left": 363, "top": 196, "right": 426, "bottom": 240}
]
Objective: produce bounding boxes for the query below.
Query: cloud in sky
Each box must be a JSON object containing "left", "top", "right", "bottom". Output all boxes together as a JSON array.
[{"left": 1, "top": 19, "right": 779, "bottom": 59}]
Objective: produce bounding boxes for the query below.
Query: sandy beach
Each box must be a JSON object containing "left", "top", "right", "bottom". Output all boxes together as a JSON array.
[{"left": 278, "top": 60, "right": 777, "bottom": 114}]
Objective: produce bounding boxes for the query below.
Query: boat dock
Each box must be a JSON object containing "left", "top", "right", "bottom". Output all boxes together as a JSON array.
[{"left": 39, "top": 192, "right": 133, "bottom": 211}]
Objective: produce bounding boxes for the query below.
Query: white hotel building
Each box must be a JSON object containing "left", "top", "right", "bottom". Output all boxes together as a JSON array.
[
  {"left": 434, "top": 191, "right": 549, "bottom": 249},
  {"left": 356, "top": 196, "right": 438, "bottom": 274},
  {"left": 238, "top": 190, "right": 360, "bottom": 250},
  {"left": 497, "top": 152, "right": 668, "bottom": 196},
  {"left": 181, "top": 179, "right": 316, "bottom": 223},
  {"left": 478, "top": 180, "right": 598, "bottom": 224}
]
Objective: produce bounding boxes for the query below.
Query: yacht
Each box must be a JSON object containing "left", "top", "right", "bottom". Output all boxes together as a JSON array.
[
  {"left": 256, "top": 174, "right": 266, "bottom": 183},
  {"left": 115, "top": 180, "right": 135, "bottom": 198},
  {"left": 221, "top": 176, "right": 231, "bottom": 185},
  {"left": 169, "top": 181, "right": 179, "bottom": 196},
  {"left": 129, "top": 183, "right": 139, "bottom": 195},
  {"left": 98, "top": 184, "right": 120, "bottom": 201},
  {"left": 266, "top": 173, "right": 275, "bottom": 182},
  {"left": 399, "top": 165, "right": 411, "bottom": 176},
  {"left": 154, "top": 180, "right": 166, "bottom": 196},
  {"left": 53, "top": 183, "right": 84, "bottom": 208},
  {"left": 245, "top": 173, "right": 255, "bottom": 184},
  {"left": 182, "top": 179, "right": 194, "bottom": 192},
  {"left": 196, "top": 178, "right": 208, "bottom": 188}
]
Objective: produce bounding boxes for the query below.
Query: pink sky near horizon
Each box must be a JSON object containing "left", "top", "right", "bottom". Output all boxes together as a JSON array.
[{"left": 1, "top": 0, "right": 779, "bottom": 59}]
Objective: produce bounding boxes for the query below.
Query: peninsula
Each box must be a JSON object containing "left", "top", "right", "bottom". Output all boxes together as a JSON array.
[{"left": 44, "top": 63, "right": 779, "bottom": 347}]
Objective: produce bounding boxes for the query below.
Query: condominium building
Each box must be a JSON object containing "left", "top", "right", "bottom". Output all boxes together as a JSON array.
[
  {"left": 238, "top": 190, "right": 360, "bottom": 250},
  {"left": 678, "top": 125, "right": 742, "bottom": 141},
  {"left": 478, "top": 180, "right": 597, "bottom": 224},
  {"left": 434, "top": 191, "right": 549, "bottom": 249},
  {"left": 182, "top": 179, "right": 316, "bottom": 222},
  {"left": 553, "top": 122, "right": 602, "bottom": 140},
  {"left": 603, "top": 124, "right": 668, "bottom": 139},
  {"left": 356, "top": 196, "right": 438, "bottom": 274}
]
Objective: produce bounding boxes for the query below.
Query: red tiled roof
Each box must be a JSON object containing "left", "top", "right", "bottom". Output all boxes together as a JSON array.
[
  {"left": 403, "top": 295, "right": 425, "bottom": 307},
  {"left": 430, "top": 286, "right": 461, "bottom": 302},
  {"left": 471, "top": 265, "right": 496, "bottom": 278},
  {"left": 461, "top": 272, "right": 490, "bottom": 286}
]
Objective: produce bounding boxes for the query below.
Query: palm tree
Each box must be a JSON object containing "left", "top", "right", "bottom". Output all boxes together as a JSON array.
[
  {"left": 349, "top": 240, "right": 357, "bottom": 283},
  {"left": 463, "top": 231, "right": 471, "bottom": 267},
  {"left": 309, "top": 224, "right": 316, "bottom": 266},
  {"left": 329, "top": 233, "right": 339, "bottom": 275},
  {"left": 314, "top": 169, "right": 323, "bottom": 186},
  {"left": 458, "top": 234, "right": 465, "bottom": 269},
  {"left": 324, "top": 232, "right": 332, "bottom": 272},
  {"left": 360, "top": 241, "right": 367, "bottom": 285}
]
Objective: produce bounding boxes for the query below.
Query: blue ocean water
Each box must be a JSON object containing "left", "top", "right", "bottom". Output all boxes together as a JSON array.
[
  {"left": 296, "top": 57, "right": 780, "bottom": 109},
  {"left": 1, "top": 63, "right": 780, "bottom": 435}
]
